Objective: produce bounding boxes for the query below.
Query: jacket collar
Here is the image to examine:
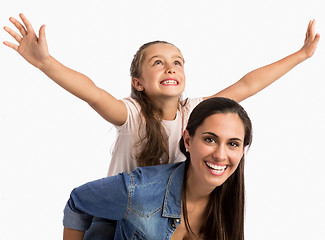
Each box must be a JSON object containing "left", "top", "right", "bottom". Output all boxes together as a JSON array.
[{"left": 162, "top": 161, "right": 186, "bottom": 219}]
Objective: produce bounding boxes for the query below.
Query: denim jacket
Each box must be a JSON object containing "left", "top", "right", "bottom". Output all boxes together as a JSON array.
[{"left": 63, "top": 161, "right": 185, "bottom": 239}]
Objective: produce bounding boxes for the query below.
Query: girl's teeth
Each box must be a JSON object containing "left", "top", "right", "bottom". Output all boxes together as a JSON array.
[{"left": 161, "top": 80, "right": 177, "bottom": 85}]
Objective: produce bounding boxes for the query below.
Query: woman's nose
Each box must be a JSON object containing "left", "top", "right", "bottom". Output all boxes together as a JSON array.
[{"left": 212, "top": 145, "right": 227, "bottom": 161}]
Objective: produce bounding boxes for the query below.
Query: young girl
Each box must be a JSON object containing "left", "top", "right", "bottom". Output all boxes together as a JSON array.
[
  {"left": 63, "top": 97, "right": 253, "bottom": 240},
  {"left": 3, "top": 14, "right": 320, "bottom": 239}
]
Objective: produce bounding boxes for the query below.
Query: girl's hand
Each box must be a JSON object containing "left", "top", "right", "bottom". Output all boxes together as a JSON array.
[
  {"left": 299, "top": 19, "right": 320, "bottom": 59},
  {"left": 3, "top": 13, "right": 50, "bottom": 69}
]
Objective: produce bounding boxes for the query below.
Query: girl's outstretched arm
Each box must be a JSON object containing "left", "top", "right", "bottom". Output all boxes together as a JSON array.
[
  {"left": 3, "top": 13, "right": 127, "bottom": 126},
  {"left": 63, "top": 227, "right": 84, "bottom": 240},
  {"left": 205, "top": 20, "right": 320, "bottom": 102}
]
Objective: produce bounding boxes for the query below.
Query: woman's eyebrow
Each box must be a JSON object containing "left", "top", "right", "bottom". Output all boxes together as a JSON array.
[
  {"left": 202, "top": 132, "right": 242, "bottom": 142},
  {"left": 203, "top": 132, "right": 219, "bottom": 138}
]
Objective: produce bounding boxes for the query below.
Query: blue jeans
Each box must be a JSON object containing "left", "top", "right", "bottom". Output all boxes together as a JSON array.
[{"left": 83, "top": 217, "right": 116, "bottom": 240}]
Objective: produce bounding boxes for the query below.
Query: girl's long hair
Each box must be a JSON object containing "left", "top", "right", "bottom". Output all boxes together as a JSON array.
[
  {"left": 130, "top": 40, "right": 182, "bottom": 167},
  {"left": 179, "top": 97, "right": 253, "bottom": 240}
]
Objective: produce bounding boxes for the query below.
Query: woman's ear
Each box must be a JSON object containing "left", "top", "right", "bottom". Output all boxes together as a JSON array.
[
  {"left": 239, "top": 147, "right": 246, "bottom": 162},
  {"left": 132, "top": 78, "right": 144, "bottom": 91},
  {"left": 183, "top": 130, "right": 191, "bottom": 151}
]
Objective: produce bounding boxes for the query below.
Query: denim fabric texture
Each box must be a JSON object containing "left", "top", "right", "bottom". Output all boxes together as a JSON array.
[
  {"left": 83, "top": 217, "right": 116, "bottom": 240},
  {"left": 63, "top": 162, "right": 185, "bottom": 240}
]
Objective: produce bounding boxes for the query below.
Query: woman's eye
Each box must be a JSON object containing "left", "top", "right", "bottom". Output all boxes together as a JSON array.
[
  {"left": 204, "top": 137, "right": 215, "bottom": 143},
  {"left": 228, "top": 142, "right": 239, "bottom": 148}
]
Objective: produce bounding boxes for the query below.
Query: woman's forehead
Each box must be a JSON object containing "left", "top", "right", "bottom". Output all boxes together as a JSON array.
[{"left": 197, "top": 113, "right": 245, "bottom": 139}]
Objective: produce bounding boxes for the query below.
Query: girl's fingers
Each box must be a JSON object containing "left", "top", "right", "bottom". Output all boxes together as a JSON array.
[
  {"left": 306, "top": 20, "right": 311, "bottom": 39},
  {"left": 3, "top": 41, "right": 19, "bottom": 51},
  {"left": 309, "top": 19, "right": 316, "bottom": 39},
  {"left": 9, "top": 16, "right": 27, "bottom": 36},
  {"left": 19, "top": 13, "right": 35, "bottom": 34},
  {"left": 39, "top": 25, "right": 46, "bottom": 43},
  {"left": 305, "top": 20, "right": 316, "bottom": 43},
  {"left": 3, "top": 26, "right": 22, "bottom": 43},
  {"left": 313, "top": 33, "right": 320, "bottom": 45}
]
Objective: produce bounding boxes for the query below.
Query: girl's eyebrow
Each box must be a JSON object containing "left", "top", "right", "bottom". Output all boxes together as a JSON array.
[
  {"left": 146, "top": 55, "right": 161, "bottom": 63},
  {"left": 147, "top": 55, "right": 184, "bottom": 63},
  {"left": 202, "top": 132, "right": 243, "bottom": 142},
  {"left": 174, "top": 55, "right": 184, "bottom": 60},
  {"left": 148, "top": 55, "right": 160, "bottom": 61}
]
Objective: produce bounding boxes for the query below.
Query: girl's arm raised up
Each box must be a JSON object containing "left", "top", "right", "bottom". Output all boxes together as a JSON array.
[
  {"left": 205, "top": 20, "right": 320, "bottom": 102},
  {"left": 3, "top": 13, "right": 127, "bottom": 126}
]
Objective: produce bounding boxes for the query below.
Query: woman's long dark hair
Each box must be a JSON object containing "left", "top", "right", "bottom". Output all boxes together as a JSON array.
[
  {"left": 179, "top": 97, "right": 253, "bottom": 240},
  {"left": 130, "top": 40, "right": 183, "bottom": 167}
]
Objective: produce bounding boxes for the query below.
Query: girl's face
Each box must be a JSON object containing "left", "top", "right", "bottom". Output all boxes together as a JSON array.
[
  {"left": 132, "top": 43, "right": 185, "bottom": 102},
  {"left": 184, "top": 112, "right": 245, "bottom": 192}
]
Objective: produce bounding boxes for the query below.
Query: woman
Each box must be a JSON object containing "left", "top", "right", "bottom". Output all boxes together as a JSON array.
[{"left": 63, "top": 97, "right": 252, "bottom": 239}]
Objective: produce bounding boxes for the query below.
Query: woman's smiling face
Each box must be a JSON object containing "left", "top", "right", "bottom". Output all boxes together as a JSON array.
[{"left": 184, "top": 112, "right": 245, "bottom": 191}]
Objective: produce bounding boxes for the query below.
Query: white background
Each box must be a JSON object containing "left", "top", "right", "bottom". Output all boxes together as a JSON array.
[{"left": 1, "top": 0, "right": 324, "bottom": 239}]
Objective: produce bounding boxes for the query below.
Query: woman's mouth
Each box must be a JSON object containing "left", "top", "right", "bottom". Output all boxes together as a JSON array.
[{"left": 205, "top": 161, "right": 227, "bottom": 175}]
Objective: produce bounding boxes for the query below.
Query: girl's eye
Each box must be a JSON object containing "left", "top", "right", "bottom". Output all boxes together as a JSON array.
[
  {"left": 174, "top": 61, "right": 182, "bottom": 66},
  {"left": 153, "top": 60, "right": 162, "bottom": 65}
]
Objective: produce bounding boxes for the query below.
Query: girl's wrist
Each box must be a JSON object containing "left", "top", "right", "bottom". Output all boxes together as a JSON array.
[
  {"left": 294, "top": 49, "right": 309, "bottom": 63},
  {"left": 39, "top": 55, "right": 54, "bottom": 72}
]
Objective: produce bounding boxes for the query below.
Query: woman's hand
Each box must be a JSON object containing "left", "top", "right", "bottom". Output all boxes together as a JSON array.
[
  {"left": 3, "top": 13, "right": 50, "bottom": 70},
  {"left": 299, "top": 19, "right": 320, "bottom": 59}
]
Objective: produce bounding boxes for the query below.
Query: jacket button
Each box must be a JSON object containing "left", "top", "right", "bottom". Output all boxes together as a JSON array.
[{"left": 175, "top": 219, "right": 180, "bottom": 223}]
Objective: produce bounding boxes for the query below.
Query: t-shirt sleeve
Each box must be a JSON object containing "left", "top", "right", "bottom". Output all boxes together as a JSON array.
[
  {"left": 180, "top": 97, "right": 203, "bottom": 121},
  {"left": 63, "top": 173, "right": 130, "bottom": 231},
  {"left": 113, "top": 98, "right": 141, "bottom": 131},
  {"left": 187, "top": 97, "right": 203, "bottom": 112}
]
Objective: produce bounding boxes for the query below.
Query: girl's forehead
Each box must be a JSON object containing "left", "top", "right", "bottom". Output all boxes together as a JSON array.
[{"left": 144, "top": 43, "right": 183, "bottom": 59}]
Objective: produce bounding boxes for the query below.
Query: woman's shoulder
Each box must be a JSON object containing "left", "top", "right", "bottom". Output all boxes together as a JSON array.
[{"left": 129, "top": 162, "right": 185, "bottom": 185}]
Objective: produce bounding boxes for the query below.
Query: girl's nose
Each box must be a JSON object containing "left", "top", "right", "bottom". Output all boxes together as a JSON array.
[{"left": 166, "top": 64, "right": 176, "bottom": 74}]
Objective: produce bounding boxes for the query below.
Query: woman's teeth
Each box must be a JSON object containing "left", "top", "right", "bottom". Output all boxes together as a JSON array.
[{"left": 205, "top": 162, "right": 227, "bottom": 172}]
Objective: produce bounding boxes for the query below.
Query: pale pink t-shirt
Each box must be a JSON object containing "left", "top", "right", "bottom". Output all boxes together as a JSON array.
[{"left": 107, "top": 97, "right": 203, "bottom": 176}]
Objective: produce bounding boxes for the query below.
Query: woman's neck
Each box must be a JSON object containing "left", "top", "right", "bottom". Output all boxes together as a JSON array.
[
  {"left": 186, "top": 181, "right": 211, "bottom": 204},
  {"left": 178, "top": 175, "right": 210, "bottom": 239},
  {"left": 186, "top": 166, "right": 215, "bottom": 203}
]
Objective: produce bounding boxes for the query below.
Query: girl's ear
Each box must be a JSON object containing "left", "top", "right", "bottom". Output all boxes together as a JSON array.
[
  {"left": 183, "top": 130, "right": 191, "bottom": 150},
  {"left": 132, "top": 78, "right": 144, "bottom": 91}
]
